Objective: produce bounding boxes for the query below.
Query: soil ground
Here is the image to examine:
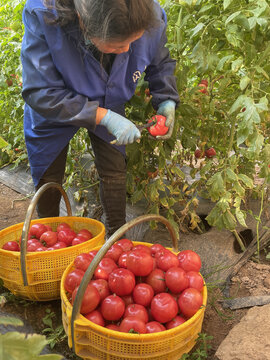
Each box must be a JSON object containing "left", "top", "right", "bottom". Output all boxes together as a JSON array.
[{"left": 0, "top": 182, "right": 270, "bottom": 360}]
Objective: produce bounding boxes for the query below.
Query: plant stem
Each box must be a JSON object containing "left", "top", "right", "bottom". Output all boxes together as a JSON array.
[
  {"left": 256, "top": 189, "right": 264, "bottom": 261},
  {"left": 232, "top": 229, "right": 246, "bottom": 252}
]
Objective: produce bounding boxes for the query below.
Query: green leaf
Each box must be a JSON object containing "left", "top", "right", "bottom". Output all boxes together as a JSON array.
[
  {"left": 248, "top": 17, "right": 257, "bottom": 30},
  {"left": 171, "top": 166, "right": 186, "bottom": 180},
  {"left": 235, "top": 208, "right": 247, "bottom": 227},
  {"left": 0, "top": 316, "right": 23, "bottom": 327},
  {"left": 231, "top": 58, "right": 243, "bottom": 72},
  {"left": 190, "top": 23, "right": 205, "bottom": 38},
  {"left": 238, "top": 174, "right": 254, "bottom": 189},
  {"left": 229, "top": 95, "right": 246, "bottom": 114},
  {"left": 226, "top": 168, "right": 238, "bottom": 182},
  {"left": 223, "top": 0, "right": 233, "bottom": 10},
  {"left": 225, "top": 11, "right": 241, "bottom": 26},
  {"left": 240, "top": 76, "right": 250, "bottom": 91},
  {"left": 0, "top": 136, "right": 9, "bottom": 149},
  {"left": 222, "top": 210, "right": 237, "bottom": 230},
  {"left": 217, "top": 55, "right": 234, "bottom": 71}
]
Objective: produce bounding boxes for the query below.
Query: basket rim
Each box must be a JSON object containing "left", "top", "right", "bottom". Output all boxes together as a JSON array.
[
  {"left": 0, "top": 216, "right": 105, "bottom": 258},
  {"left": 61, "top": 241, "right": 207, "bottom": 340}
]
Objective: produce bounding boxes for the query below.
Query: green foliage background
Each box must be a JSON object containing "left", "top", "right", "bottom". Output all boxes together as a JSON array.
[{"left": 0, "top": 0, "right": 269, "bottom": 235}]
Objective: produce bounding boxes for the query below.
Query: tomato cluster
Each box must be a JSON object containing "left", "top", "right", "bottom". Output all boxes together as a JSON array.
[
  {"left": 1, "top": 222, "right": 93, "bottom": 252},
  {"left": 65, "top": 239, "right": 204, "bottom": 334}
]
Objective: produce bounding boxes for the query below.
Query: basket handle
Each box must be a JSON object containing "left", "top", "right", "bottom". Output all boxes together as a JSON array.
[
  {"left": 20, "top": 182, "right": 72, "bottom": 286},
  {"left": 70, "top": 213, "right": 179, "bottom": 351}
]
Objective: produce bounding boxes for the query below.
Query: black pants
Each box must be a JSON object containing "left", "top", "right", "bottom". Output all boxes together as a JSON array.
[{"left": 35, "top": 132, "right": 127, "bottom": 237}]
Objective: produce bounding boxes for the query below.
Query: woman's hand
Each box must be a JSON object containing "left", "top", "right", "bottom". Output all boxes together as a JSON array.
[{"left": 155, "top": 100, "right": 176, "bottom": 140}]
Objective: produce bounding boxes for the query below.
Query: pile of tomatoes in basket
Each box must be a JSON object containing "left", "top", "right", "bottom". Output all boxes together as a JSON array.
[
  {"left": 2, "top": 222, "right": 93, "bottom": 252},
  {"left": 65, "top": 239, "right": 204, "bottom": 334}
]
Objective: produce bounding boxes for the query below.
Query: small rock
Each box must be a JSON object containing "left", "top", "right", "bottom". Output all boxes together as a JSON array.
[{"left": 263, "top": 277, "right": 270, "bottom": 289}]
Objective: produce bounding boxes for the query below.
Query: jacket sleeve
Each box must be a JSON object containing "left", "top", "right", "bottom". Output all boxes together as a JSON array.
[
  {"left": 144, "top": 10, "right": 180, "bottom": 110},
  {"left": 21, "top": 7, "right": 98, "bottom": 130}
]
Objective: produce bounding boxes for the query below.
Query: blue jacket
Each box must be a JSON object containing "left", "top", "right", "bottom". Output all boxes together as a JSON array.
[{"left": 21, "top": 0, "right": 179, "bottom": 186}]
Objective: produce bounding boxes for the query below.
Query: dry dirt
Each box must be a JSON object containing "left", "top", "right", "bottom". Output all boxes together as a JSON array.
[{"left": 0, "top": 182, "right": 270, "bottom": 359}]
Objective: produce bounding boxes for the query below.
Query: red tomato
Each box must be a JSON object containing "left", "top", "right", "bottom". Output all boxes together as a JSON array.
[
  {"left": 40, "top": 231, "right": 58, "bottom": 247},
  {"left": 72, "top": 284, "right": 100, "bottom": 314},
  {"left": 27, "top": 238, "right": 40, "bottom": 246},
  {"left": 205, "top": 147, "right": 216, "bottom": 158},
  {"left": 64, "top": 269, "right": 85, "bottom": 294},
  {"left": 94, "top": 258, "right": 118, "bottom": 280},
  {"left": 165, "top": 315, "right": 186, "bottom": 329},
  {"left": 147, "top": 115, "right": 168, "bottom": 137},
  {"left": 121, "top": 294, "right": 134, "bottom": 307},
  {"left": 89, "top": 249, "right": 98, "bottom": 259},
  {"left": 186, "top": 271, "right": 204, "bottom": 292},
  {"left": 165, "top": 267, "right": 189, "bottom": 294},
  {"left": 150, "top": 243, "right": 166, "bottom": 256},
  {"left": 29, "top": 223, "right": 47, "bottom": 239},
  {"left": 124, "top": 304, "right": 148, "bottom": 323},
  {"left": 146, "top": 268, "right": 166, "bottom": 294},
  {"left": 104, "top": 243, "right": 123, "bottom": 262},
  {"left": 44, "top": 225, "right": 52, "bottom": 232},
  {"left": 131, "top": 244, "right": 152, "bottom": 255},
  {"left": 146, "top": 321, "right": 166, "bottom": 333},
  {"left": 27, "top": 242, "right": 41, "bottom": 252},
  {"left": 74, "top": 253, "right": 93, "bottom": 272},
  {"left": 108, "top": 268, "right": 135, "bottom": 296},
  {"left": 77, "top": 228, "right": 93, "bottom": 239},
  {"left": 2, "top": 241, "right": 20, "bottom": 251},
  {"left": 119, "top": 316, "right": 146, "bottom": 334},
  {"left": 155, "top": 249, "right": 179, "bottom": 271},
  {"left": 126, "top": 249, "right": 154, "bottom": 276},
  {"left": 106, "top": 324, "right": 119, "bottom": 331},
  {"left": 115, "top": 238, "right": 133, "bottom": 252},
  {"left": 151, "top": 293, "right": 178, "bottom": 323},
  {"left": 132, "top": 283, "right": 154, "bottom": 307},
  {"left": 195, "top": 149, "right": 205, "bottom": 159},
  {"left": 177, "top": 250, "right": 202, "bottom": 272},
  {"left": 101, "top": 294, "right": 125, "bottom": 321},
  {"left": 84, "top": 310, "right": 105, "bottom": 327},
  {"left": 36, "top": 246, "right": 46, "bottom": 251},
  {"left": 117, "top": 251, "right": 130, "bottom": 268},
  {"left": 57, "top": 229, "right": 77, "bottom": 246},
  {"left": 52, "top": 241, "right": 67, "bottom": 250},
  {"left": 71, "top": 237, "right": 86, "bottom": 247},
  {"left": 56, "top": 222, "right": 70, "bottom": 232},
  {"left": 90, "top": 279, "right": 110, "bottom": 301},
  {"left": 178, "top": 288, "right": 203, "bottom": 318}
]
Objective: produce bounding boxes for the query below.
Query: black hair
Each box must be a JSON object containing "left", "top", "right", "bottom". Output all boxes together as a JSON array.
[{"left": 44, "top": 0, "right": 159, "bottom": 41}]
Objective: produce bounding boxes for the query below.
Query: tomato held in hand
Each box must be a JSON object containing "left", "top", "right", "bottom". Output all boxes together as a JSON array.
[
  {"left": 178, "top": 288, "right": 203, "bottom": 318},
  {"left": 151, "top": 293, "right": 178, "bottom": 323},
  {"left": 147, "top": 115, "right": 168, "bottom": 137}
]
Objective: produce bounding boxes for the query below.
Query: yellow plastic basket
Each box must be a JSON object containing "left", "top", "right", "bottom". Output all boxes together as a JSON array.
[
  {"left": 61, "top": 214, "right": 207, "bottom": 360},
  {"left": 0, "top": 182, "right": 105, "bottom": 301}
]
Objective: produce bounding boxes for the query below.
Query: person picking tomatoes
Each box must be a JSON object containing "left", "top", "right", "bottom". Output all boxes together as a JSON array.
[{"left": 21, "top": 0, "right": 180, "bottom": 237}]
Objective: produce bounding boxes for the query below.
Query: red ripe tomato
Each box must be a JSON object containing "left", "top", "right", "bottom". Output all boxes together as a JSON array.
[
  {"left": 150, "top": 243, "right": 166, "bottom": 256},
  {"left": 74, "top": 253, "right": 93, "bottom": 272},
  {"left": 44, "top": 225, "right": 52, "bottom": 232},
  {"left": 56, "top": 222, "right": 70, "bottom": 232},
  {"left": 146, "top": 268, "right": 166, "bottom": 294},
  {"left": 57, "top": 229, "right": 77, "bottom": 246},
  {"left": 27, "top": 242, "right": 42, "bottom": 252},
  {"left": 124, "top": 304, "right": 149, "bottom": 323},
  {"left": 151, "top": 293, "right": 178, "bottom": 323},
  {"left": 106, "top": 324, "right": 119, "bottom": 331},
  {"left": 131, "top": 244, "right": 152, "bottom": 255},
  {"left": 2, "top": 241, "right": 20, "bottom": 251},
  {"left": 27, "top": 238, "right": 40, "bottom": 246},
  {"left": 36, "top": 246, "right": 46, "bottom": 251},
  {"left": 205, "top": 147, "right": 216, "bottom": 158},
  {"left": 155, "top": 249, "right": 179, "bottom": 271},
  {"left": 121, "top": 294, "right": 134, "bottom": 307},
  {"left": 178, "top": 288, "right": 203, "bottom": 318},
  {"left": 126, "top": 249, "right": 154, "bottom": 276},
  {"left": 94, "top": 258, "right": 118, "bottom": 280},
  {"left": 165, "top": 315, "right": 186, "bottom": 329},
  {"left": 115, "top": 238, "right": 133, "bottom": 252},
  {"left": 89, "top": 249, "right": 98, "bottom": 260},
  {"left": 40, "top": 231, "right": 58, "bottom": 247},
  {"left": 90, "top": 279, "right": 110, "bottom": 301},
  {"left": 119, "top": 316, "right": 146, "bottom": 334},
  {"left": 52, "top": 241, "right": 67, "bottom": 250},
  {"left": 108, "top": 268, "right": 135, "bottom": 296},
  {"left": 64, "top": 269, "right": 85, "bottom": 294},
  {"left": 71, "top": 237, "right": 85, "bottom": 246},
  {"left": 132, "top": 283, "right": 154, "bottom": 307},
  {"left": 177, "top": 250, "right": 202, "bottom": 272},
  {"left": 186, "top": 271, "right": 204, "bottom": 292},
  {"left": 146, "top": 321, "right": 166, "bottom": 333},
  {"left": 104, "top": 243, "right": 123, "bottom": 262},
  {"left": 77, "top": 228, "right": 93, "bottom": 239},
  {"left": 165, "top": 267, "right": 189, "bottom": 294},
  {"left": 72, "top": 284, "right": 100, "bottom": 314},
  {"left": 117, "top": 251, "right": 130, "bottom": 268},
  {"left": 29, "top": 223, "right": 47, "bottom": 239},
  {"left": 195, "top": 149, "right": 205, "bottom": 159},
  {"left": 147, "top": 115, "right": 168, "bottom": 137},
  {"left": 101, "top": 294, "right": 125, "bottom": 321},
  {"left": 84, "top": 310, "right": 105, "bottom": 327}
]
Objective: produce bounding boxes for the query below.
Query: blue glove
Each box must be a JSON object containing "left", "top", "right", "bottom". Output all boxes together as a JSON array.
[
  {"left": 100, "top": 110, "right": 141, "bottom": 145},
  {"left": 156, "top": 100, "right": 176, "bottom": 140}
]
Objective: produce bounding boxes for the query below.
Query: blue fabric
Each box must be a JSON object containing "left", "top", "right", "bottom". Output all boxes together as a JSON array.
[{"left": 21, "top": 0, "right": 180, "bottom": 186}]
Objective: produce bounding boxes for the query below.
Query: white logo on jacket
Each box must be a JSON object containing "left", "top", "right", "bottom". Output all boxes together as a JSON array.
[{"left": 132, "top": 70, "right": 142, "bottom": 83}]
